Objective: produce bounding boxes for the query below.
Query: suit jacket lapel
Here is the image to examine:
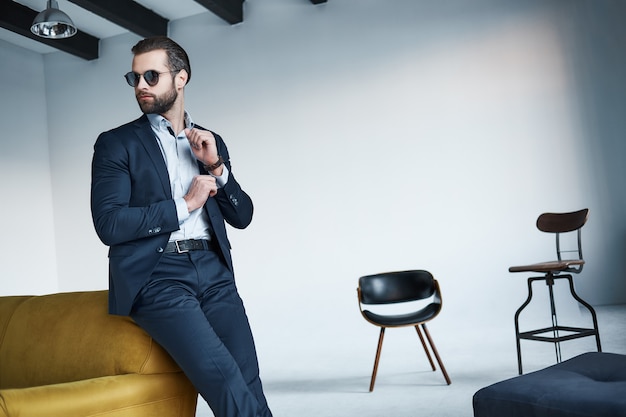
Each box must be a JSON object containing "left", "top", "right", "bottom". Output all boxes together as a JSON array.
[{"left": 132, "top": 115, "right": 172, "bottom": 198}]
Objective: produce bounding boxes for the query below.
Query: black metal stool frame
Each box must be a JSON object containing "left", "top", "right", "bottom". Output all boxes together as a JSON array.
[
  {"left": 510, "top": 208, "right": 601, "bottom": 375},
  {"left": 514, "top": 272, "right": 601, "bottom": 375}
]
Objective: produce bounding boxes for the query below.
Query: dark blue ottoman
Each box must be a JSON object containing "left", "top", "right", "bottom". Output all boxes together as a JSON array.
[{"left": 473, "top": 352, "right": 626, "bottom": 417}]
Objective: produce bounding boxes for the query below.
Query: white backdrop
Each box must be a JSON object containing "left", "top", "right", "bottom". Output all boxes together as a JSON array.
[{"left": 1, "top": 0, "right": 625, "bottom": 400}]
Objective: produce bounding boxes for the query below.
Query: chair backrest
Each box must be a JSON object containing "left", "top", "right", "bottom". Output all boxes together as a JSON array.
[
  {"left": 358, "top": 270, "right": 437, "bottom": 305},
  {"left": 537, "top": 208, "right": 588, "bottom": 272}
]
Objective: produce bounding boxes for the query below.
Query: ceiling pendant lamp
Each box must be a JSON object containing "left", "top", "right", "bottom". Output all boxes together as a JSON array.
[{"left": 31, "top": 0, "right": 77, "bottom": 39}]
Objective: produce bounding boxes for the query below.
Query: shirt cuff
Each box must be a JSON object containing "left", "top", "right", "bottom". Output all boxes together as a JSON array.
[
  {"left": 211, "top": 164, "right": 229, "bottom": 188},
  {"left": 174, "top": 197, "right": 190, "bottom": 224}
]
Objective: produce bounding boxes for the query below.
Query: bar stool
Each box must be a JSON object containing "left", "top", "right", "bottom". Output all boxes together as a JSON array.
[{"left": 509, "top": 208, "right": 601, "bottom": 374}]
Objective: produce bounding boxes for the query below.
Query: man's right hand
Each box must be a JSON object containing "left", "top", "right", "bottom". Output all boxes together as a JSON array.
[{"left": 183, "top": 175, "right": 218, "bottom": 212}]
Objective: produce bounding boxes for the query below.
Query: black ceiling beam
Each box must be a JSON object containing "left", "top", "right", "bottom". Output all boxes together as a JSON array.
[
  {"left": 193, "top": 0, "right": 244, "bottom": 25},
  {"left": 0, "top": 0, "right": 99, "bottom": 60},
  {"left": 68, "top": 0, "right": 168, "bottom": 38}
]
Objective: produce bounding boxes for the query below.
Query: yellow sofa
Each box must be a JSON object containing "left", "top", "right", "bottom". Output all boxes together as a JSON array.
[{"left": 0, "top": 290, "right": 198, "bottom": 417}]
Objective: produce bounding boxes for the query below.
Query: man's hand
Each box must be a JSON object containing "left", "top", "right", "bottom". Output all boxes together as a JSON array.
[
  {"left": 183, "top": 175, "right": 218, "bottom": 212},
  {"left": 185, "top": 128, "right": 223, "bottom": 175}
]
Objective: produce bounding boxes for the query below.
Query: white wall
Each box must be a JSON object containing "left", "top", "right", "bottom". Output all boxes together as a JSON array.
[
  {"left": 562, "top": 1, "right": 626, "bottom": 305},
  {"left": 1, "top": 0, "right": 625, "bottom": 381},
  {"left": 0, "top": 40, "right": 58, "bottom": 295}
]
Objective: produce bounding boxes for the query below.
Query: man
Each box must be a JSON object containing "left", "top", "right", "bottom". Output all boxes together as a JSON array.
[{"left": 91, "top": 36, "right": 272, "bottom": 417}]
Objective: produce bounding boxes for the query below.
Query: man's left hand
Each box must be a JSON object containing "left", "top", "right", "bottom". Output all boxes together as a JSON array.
[{"left": 185, "top": 128, "right": 223, "bottom": 175}]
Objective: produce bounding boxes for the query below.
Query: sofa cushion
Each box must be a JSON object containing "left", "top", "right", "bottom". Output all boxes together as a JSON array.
[
  {"left": 0, "top": 291, "right": 181, "bottom": 389},
  {"left": 473, "top": 352, "right": 626, "bottom": 417},
  {"left": 0, "top": 372, "right": 197, "bottom": 417}
]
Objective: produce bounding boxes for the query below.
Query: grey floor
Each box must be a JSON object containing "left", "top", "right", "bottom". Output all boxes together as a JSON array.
[{"left": 196, "top": 304, "right": 626, "bottom": 417}]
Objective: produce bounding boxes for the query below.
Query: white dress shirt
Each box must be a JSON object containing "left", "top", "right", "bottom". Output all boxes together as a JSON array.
[{"left": 147, "top": 112, "right": 229, "bottom": 241}]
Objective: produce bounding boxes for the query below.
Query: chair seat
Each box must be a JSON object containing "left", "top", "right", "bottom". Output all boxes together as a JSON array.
[
  {"left": 509, "top": 259, "right": 584, "bottom": 273},
  {"left": 357, "top": 270, "right": 451, "bottom": 389},
  {"left": 362, "top": 303, "right": 440, "bottom": 327}
]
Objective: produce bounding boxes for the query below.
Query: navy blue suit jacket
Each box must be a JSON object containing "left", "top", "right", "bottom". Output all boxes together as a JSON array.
[{"left": 91, "top": 115, "right": 253, "bottom": 316}]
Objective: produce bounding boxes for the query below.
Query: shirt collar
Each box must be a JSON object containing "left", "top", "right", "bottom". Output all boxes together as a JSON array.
[{"left": 147, "top": 112, "right": 195, "bottom": 136}]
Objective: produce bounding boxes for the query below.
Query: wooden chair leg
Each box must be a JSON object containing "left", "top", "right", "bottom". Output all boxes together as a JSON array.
[
  {"left": 369, "top": 327, "right": 385, "bottom": 392},
  {"left": 415, "top": 325, "right": 436, "bottom": 371},
  {"left": 421, "top": 323, "right": 451, "bottom": 385}
]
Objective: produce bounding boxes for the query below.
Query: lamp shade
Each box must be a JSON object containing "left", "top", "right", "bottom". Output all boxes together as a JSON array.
[{"left": 30, "top": 0, "right": 77, "bottom": 39}]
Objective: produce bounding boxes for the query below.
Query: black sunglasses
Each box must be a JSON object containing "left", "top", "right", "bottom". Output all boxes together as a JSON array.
[{"left": 124, "top": 70, "right": 178, "bottom": 87}]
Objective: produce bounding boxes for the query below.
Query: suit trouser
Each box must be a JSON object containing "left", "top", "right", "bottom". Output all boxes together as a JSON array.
[{"left": 130, "top": 249, "right": 272, "bottom": 417}]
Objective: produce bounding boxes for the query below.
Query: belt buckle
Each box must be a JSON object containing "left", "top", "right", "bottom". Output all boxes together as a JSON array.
[{"left": 174, "top": 240, "right": 189, "bottom": 254}]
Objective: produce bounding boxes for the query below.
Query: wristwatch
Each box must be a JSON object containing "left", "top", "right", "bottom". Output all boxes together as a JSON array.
[{"left": 204, "top": 156, "right": 224, "bottom": 172}]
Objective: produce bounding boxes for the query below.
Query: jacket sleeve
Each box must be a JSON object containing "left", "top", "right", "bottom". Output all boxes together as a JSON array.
[
  {"left": 207, "top": 132, "right": 254, "bottom": 230},
  {"left": 90, "top": 130, "right": 180, "bottom": 247}
]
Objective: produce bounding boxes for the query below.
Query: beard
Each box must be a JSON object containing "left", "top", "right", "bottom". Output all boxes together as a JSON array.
[{"left": 136, "top": 85, "right": 177, "bottom": 115}]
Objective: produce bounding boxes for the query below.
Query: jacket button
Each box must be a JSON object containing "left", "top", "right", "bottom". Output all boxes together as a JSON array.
[{"left": 157, "top": 247, "right": 164, "bottom": 253}]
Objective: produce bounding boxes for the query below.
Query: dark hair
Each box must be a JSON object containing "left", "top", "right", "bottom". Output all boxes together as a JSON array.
[{"left": 131, "top": 36, "right": 191, "bottom": 84}]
